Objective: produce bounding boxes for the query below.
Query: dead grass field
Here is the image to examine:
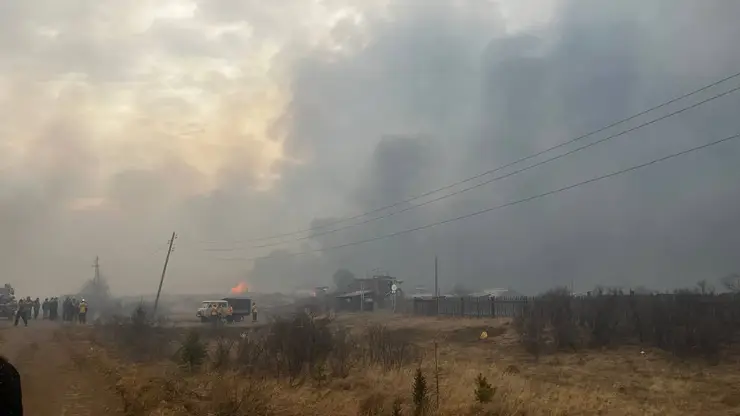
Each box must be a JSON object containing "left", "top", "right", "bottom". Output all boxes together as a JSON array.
[{"left": 58, "top": 307, "right": 740, "bottom": 416}]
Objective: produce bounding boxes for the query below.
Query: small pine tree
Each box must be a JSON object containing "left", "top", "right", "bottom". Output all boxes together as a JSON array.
[
  {"left": 180, "top": 329, "right": 207, "bottom": 371},
  {"left": 412, "top": 368, "right": 428, "bottom": 416},
  {"left": 311, "top": 362, "right": 328, "bottom": 387},
  {"left": 474, "top": 373, "right": 495, "bottom": 404},
  {"left": 392, "top": 398, "right": 403, "bottom": 416}
]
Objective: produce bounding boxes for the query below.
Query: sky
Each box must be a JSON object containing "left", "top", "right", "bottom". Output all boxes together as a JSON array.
[{"left": 1, "top": 0, "right": 739, "bottom": 297}]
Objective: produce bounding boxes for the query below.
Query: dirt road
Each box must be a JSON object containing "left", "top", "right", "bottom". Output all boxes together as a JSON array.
[{"left": 0, "top": 319, "right": 123, "bottom": 415}]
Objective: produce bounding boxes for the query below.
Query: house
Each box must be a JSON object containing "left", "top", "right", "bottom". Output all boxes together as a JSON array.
[
  {"left": 468, "top": 288, "right": 523, "bottom": 298},
  {"left": 342, "top": 275, "right": 400, "bottom": 310},
  {"left": 335, "top": 290, "right": 374, "bottom": 312}
]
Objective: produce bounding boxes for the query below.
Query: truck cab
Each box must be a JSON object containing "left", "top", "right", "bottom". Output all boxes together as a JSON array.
[{"left": 196, "top": 300, "right": 230, "bottom": 322}]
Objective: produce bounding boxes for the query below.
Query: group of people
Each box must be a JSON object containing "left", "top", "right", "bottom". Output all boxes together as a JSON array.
[
  {"left": 62, "top": 297, "right": 89, "bottom": 324},
  {"left": 13, "top": 297, "right": 41, "bottom": 327},
  {"left": 13, "top": 296, "right": 88, "bottom": 327}
]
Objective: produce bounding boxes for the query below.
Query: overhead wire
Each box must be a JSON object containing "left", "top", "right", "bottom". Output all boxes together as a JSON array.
[
  {"left": 198, "top": 70, "right": 740, "bottom": 246},
  {"left": 213, "top": 132, "right": 740, "bottom": 262},
  {"left": 204, "top": 82, "right": 740, "bottom": 252}
]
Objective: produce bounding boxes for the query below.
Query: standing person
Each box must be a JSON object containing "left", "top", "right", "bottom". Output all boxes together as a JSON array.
[
  {"left": 33, "top": 298, "right": 40, "bottom": 320},
  {"left": 251, "top": 302, "right": 258, "bottom": 323},
  {"left": 64, "top": 297, "right": 72, "bottom": 322},
  {"left": 210, "top": 303, "right": 219, "bottom": 327},
  {"left": 42, "top": 298, "right": 49, "bottom": 319},
  {"left": 50, "top": 297, "right": 59, "bottom": 321},
  {"left": 13, "top": 298, "right": 28, "bottom": 327},
  {"left": 0, "top": 355, "right": 23, "bottom": 415},
  {"left": 71, "top": 298, "right": 79, "bottom": 323},
  {"left": 78, "top": 299, "right": 88, "bottom": 324}
]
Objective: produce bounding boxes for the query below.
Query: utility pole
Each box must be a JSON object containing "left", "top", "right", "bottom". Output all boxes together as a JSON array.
[
  {"left": 153, "top": 232, "right": 177, "bottom": 316},
  {"left": 360, "top": 279, "right": 365, "bottom": 313},
  {"left": 93, "top": 256, "right": 100, "bottom": 285},
  {"left": 434, "top": 255, "right": 439, "bottom": 316}
]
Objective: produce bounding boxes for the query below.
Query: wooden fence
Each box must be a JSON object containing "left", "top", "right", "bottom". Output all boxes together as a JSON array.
[{"left": 410, "top": 296, "right": 529, "bottom": 318}]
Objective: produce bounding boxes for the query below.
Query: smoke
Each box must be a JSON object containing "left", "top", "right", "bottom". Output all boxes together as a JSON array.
[{"left": 1, "top": 0, "right": 740, "bottom": 297}]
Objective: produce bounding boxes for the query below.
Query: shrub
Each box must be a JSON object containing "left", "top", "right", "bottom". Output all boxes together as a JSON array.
[
  {"left": 212, "top": 337, "right": 235, "bottom": 371},
  {"left": 474, "top": 374, "right": 495, "bottom": 404},
  {"left": 209, "top": 377, "right": 273, "bottom": 416},
  {"left": 515, "top": 290, "right": 740, "bottom": 362},
  {"left": 235, "top": 332, "right": 267, "bottom": 374},
  {"left": 412, "top": 368, "right": 428, "bottom": 416},
  {"left": 364, "top": 325, "right": 418, "bottom": 370},
  {"left": 392, "top": 398, "right": 403, "bottom": 416},
  {"left": 179, "top": 329, "right": 207, "bottom": 371},
  {"left": 264, "top": 313, "right": 334, "bottom": 382}
]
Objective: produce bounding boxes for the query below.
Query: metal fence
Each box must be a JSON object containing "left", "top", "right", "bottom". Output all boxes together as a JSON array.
[{"left": 410, "top": 296, "right": 529, "bottom": 318}]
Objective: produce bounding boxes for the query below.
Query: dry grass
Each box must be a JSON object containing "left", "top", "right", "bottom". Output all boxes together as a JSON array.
[{"left": 63, "top": 310, "right": 740, "bottom": 416}]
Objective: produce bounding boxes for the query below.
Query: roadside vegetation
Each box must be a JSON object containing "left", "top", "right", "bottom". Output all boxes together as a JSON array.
[{"left": 60, "top": 291, "right": 740, "bottom": 415}]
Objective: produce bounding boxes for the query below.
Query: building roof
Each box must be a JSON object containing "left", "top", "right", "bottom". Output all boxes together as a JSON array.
[{"left": 336, "top": 290, "right": 373, "bottom": 298}]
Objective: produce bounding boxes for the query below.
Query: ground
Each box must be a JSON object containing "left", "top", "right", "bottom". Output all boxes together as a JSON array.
[
  {"left": 0, "top": 319, "right": 123, "bottom": 415},
  {"left": 3, "top": 313, "right": 740, "bottom": 415}
]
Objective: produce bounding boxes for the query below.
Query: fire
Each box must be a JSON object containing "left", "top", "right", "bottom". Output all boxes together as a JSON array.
[{"left": 230, "top": 282, "right": 249, "bottom": 294}]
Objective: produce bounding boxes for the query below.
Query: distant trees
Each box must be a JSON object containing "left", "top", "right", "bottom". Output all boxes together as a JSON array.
[
  {"left": 332, "top": 269, "right": 355, "bottom": 291},
  {"left": 720, "top": 273, "right": 740, "bottom": 293},
  {"left": 696, "top": 279, "right": 714, "bottom": 295}
]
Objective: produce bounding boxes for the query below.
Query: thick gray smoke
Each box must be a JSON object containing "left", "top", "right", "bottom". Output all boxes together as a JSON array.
[
  {"left": 248, "top": 0, "right": 740, "bottom": 294},
  {"left": 1, "top": 0, "right": 739, "bottom": 296}
]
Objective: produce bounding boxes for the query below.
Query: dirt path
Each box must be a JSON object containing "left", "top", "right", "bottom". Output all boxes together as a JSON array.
[{"left": 0, "top": 319, "right": 123, "bottom": 415}]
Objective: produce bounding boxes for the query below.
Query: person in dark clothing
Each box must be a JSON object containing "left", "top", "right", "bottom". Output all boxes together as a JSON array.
[
  {"left": 0, "top": 355, "right": 23, "bottom": 415},
  {"left": 62, "top": 297, "right": 70, "bottom": 321},
  {"left": 14, "top": 299, "right": 28, "bottom": 327},
  {"left": 32, "top": 298, "right": 40, "bottom": 320},
  {"left": 50, "top": 297, "right": 59, "bottom": 321}
]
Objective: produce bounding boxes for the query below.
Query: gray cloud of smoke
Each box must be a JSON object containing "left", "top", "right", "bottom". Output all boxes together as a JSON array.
[
  {"left": 248, "top": 0, "right": 740, "bottom": 294},
  {"left": 2, "top": 0, "right": 739, "bottom": 297}
]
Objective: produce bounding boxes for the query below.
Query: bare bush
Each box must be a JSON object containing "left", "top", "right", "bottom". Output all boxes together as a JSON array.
[
  {"left": 209, "top": 377, "right": 273, "bottom": 416},
  {"left": 516, "top": 290, "right": 740, "bottom": 361},
  {"left": 263, "top": 313, "right": 334, "bottom": 382},
  {"left": 212, "top": 337, "right": 235, "bottom": 371},
  {"left": 235, "top": 332, "right": 267, "bottom": 375},
  {"left": 94, "top": 305, "right": 177, "bottom": 361},
  {"left": 364, "top": 325, "right": 419, "bottom": 370}
]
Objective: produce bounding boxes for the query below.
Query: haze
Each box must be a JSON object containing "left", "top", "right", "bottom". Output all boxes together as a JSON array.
[{"left": 1, "top": 0, "right": 739, "bottom": 297}]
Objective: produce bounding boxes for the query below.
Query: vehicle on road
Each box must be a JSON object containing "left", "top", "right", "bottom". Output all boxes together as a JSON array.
[
  {"left": 221, "top": 296, "right": 252, "bottom": 322},
  {"left": 196, "top": 297, "right": 252, "bottom": 323},
  {"left": 196, "top": 300, "right": 230, "bottom": 323},
  {"left": 0, "top": 284, "right": 17, "bottom": 319}
]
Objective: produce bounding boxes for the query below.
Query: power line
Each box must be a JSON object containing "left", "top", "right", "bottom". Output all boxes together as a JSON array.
[
  {"left": 199, "top": 69, "right": 740, "bottom": 246},
  {"left": 205, "top": 83, "right": 740, "bottom": 252},
  {"left": 214, "top": 132, "right": 740, "bottom": 262}
]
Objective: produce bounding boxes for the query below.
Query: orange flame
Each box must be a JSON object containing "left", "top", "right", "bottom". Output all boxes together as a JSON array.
[{"left": 230, "top": 282, "right": 249, "bottom": 294}]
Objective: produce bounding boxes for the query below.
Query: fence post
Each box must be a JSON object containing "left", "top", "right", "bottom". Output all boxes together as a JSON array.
[{"left": 460, "top": 297, "right": 465, "bottom": 317}]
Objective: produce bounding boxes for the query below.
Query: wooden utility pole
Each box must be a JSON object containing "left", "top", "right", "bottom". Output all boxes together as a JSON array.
[
  {"left": 93, "top": 256, "right": 100, "bottom": 285},
  {"left": 434, "top": 256, "right": 439, "bottom": 316},
  {"left": 360, "top": 279, "right": 365, "bottom": 313},
  {"left": 153, "top": 232, "right": 176, "bottom": 316}
]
